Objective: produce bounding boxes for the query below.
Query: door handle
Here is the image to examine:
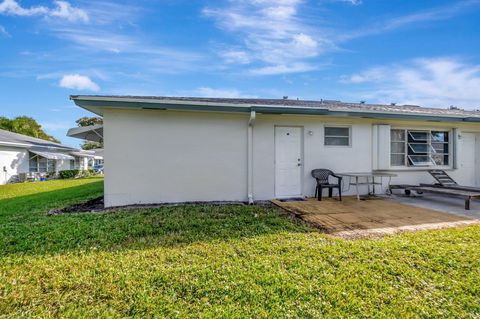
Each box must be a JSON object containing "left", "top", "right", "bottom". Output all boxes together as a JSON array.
[{"left": 297, "top": 163, "right": 302, "bottom": 166}]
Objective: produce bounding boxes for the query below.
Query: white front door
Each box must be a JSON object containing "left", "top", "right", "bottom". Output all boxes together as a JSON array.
[
  {"left": 459, "top": 132, "right": 477, "bottom": 186},
  {"left": 275, "top": 126, "right": 303, "bottom": 198}
]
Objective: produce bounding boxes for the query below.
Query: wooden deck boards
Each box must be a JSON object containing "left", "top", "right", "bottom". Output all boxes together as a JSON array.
[{"left": 272, "top": 197, "right": 475, "bottom": 237}]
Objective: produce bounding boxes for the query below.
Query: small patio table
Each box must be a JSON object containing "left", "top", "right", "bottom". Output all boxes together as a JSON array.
[{"left": 337, "top": 172, "right": 397, "bottom": 200}]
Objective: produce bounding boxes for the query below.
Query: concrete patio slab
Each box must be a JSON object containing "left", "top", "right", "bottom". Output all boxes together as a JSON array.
[
  {"left": 272, "top": 197, "right": 480, "bottom": 239},
  {"left": 391, "top": 193, "right": 480, "bottom": 219}
]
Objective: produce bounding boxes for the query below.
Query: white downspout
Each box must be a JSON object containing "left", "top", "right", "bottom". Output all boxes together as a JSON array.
[{"left": 247, "top": 110, "right": 256, "bottom": 204}]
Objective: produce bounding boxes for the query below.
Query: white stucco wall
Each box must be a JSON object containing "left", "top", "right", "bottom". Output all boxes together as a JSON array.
[
  {"left": 253, "top": 116, "right": 480, "bottom": 199},
  {"left": 103, "top": 109, "right": 248, "bottom": 207},
  {"left": 57, "top": 159, "right": 72, "bottom": 172},
  {"left": 79, "top": 157, "right": 89, "bottom": 170},
  {"left": 0, "top": 146, "right": 29, "bottom": 184},
  {"left": 252, "top": 115, "right": 373, "bottom": 200},
  {"left": 53, "top": 157, "right": 89, "bottom": 173},
  {"left": 102, "top": 108, "right": 480, "bottom": 207}
]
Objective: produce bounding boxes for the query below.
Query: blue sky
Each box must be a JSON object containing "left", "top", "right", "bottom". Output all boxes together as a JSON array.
[{"left": 1, "top": 0, "right": 480, "bottom": 146}]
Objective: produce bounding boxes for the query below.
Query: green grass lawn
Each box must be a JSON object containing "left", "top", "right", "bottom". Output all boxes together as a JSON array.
[{"left": 0, "top": 178, "right": 479, "bottom": 318}]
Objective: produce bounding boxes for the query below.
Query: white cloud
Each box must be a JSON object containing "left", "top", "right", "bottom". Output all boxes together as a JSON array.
[
  {"left": 342, "top": 58, "right": 480, "bottom": 109},
  {"left": 49, "top": 1, "right": 89, "bottom": 23},
  {"left": 0, "top": 0, "right": 88, "bottom": 22},
  {"left": 341, "top": 0, "right": 480, "bottom": 40},
  {"left": 81, "top": 1, "right": 140, "bottom": 25},
  {"left": 384, "top": 1, "right": 479, "bottom": 31},
  {"left": 340, "top": 67, "right": 387, "bottom": 84},
  {"left": 46, "top": 24, "right": 208, "bottom": 75},
  {"left": 292, "top": 33, "right": 318, "bottom": 57},
  {"left": 59, "top": 74, "right": 100, "bottom": 91},
  {"left": 250, "top": 62, "right": 317, "bottom": 75},
  {"left": 333, "top": 0, "right": 362, "bottom": 5},
  {"left": 195, "top": 87, "right": 257, "bottom": 98},
  {"left": 0, "top": 0, "right": 48, "bottom": 16},
  {"left": 203, "top": 0, "right": 332, "bottom": 75},
  {"left": 53, "top": 28, "right": 135, "bottom": 53},
  {"left": 220, "top": 50, "right": 251, "bottom": 64},
  {"left": 41, "top": 121, "right": 72, "bottom": 131},
  {"left": 344, "top": 0, "right": 362, "bottom": 5},
  {"left": 0, "top": 25, "right": 9, "bottom": 37},
  {"left": 1, "top": 2, "right": 208, "bottom": 86}
]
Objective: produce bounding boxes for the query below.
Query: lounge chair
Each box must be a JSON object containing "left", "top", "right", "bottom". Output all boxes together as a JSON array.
[
  {"left": 422, "top": 170, "right": 480, "bottom": 192},
  {"left": 428, "top": 170, "right": 458, "bottom": 187},
  {"left": 311, "top": 169, "right": 342, "bottom": 201},
  {"left": 390, "top": 170, "right": 480, "bottom": 210}
]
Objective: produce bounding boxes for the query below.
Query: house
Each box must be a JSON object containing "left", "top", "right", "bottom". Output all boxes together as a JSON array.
[
  {"left": 90, "top": 148, "right": 104, "bottom": 166},
  {"left": 66, "top": 126, "right": 104, "bottom": 167},
  {"left": 69, "top": 95, "right": 480, "bottom": 207},
  {"left": 71, "top": 149, "right": 104, "bottom": 169},
  {"left": 0, "top": 128, "right": 95, "bottom": 184}
]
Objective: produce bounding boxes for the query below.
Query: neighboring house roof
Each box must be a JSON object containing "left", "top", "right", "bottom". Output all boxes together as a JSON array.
[
  {"left": 30, "top": 150, "right": 75, "bottom": 160},
  {"left": 70, "top": 95, "right": 480, "bottom": 123},
  {"left": 90, "top": 148, "right": 104, "bottom": 158},
  {"left": 67, "top": 125, "right": 103, "bottom": 143},
  {"left": 0, "top": 128, "right": 75, "bottom": 150},
  {"left": 71, "top": 151, "right": 96, "bottom": 158}
]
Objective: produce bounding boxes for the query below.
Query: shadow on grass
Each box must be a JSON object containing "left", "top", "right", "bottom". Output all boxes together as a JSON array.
[{"left": 0, "top": 182, "right": 311, "bottom": 257}]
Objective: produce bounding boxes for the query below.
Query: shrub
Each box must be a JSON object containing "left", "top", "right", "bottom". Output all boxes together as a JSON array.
[
  {"left": 80, "top": 169, "right": 96, "bottom": 178},
  {"left": 59, "top": 169, "right": 80, "bottom": 179},
  {"left": 59, "top": 169, "right": 99, "bottom": 179}
]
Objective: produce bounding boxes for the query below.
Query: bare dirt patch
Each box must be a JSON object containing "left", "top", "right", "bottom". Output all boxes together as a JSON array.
[
  {"left": 47, "top": 197, "right": 105, "bottom": 215},
  {"left": 47, "top": 198, "right": 276, "bottom": 215}
]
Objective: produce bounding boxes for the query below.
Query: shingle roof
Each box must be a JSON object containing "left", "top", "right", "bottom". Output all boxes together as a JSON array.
[
  {"left": 71, "top": 95, "right": 480, "bottom": 118},
  {"left": 0, "top": 128, "right": 74, "bottom": 150}
]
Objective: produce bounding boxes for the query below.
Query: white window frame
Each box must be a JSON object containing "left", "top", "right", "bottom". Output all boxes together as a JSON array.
[
  {"left": 390, "top": 128, "right": 452, "bottom": 169},
  {"left": 324, "top": 125, "right": 352, "bottom": 147},
  {"left": 28, "top": 152, "right": 57, "bottom": 173}
]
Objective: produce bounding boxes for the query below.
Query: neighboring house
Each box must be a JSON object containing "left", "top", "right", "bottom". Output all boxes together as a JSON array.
[
  {"left": 66, "top": 126, "right": 104, "bottom": 168},
  {"left": 0, "top": 128, "right": 93, "bottom": 184},
  {"left": 70, "top": 150, "right": 98, "bottom": 170},
  {"left": 69, "top": 96, "right": 480, "bottom": 207},
  {"left": 90, "top": 148, "right": 104, "bottom": 166}
]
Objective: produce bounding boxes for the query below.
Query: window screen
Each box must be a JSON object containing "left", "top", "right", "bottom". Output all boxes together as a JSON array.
[
  {"left": 390, "top": 129, "right": 449, "bottom": 167},
  {"left": 324, "top": 127, "right": 350, "bottom": 146}
]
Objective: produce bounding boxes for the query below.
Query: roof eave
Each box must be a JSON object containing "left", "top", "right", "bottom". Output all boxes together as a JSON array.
[
  {"left": 67, "top": 125, "right": 103, "bottom": 142},
  {"left": 462, "top": 117, "right": 480, "bottom": 122},
  {"left": 0, "top": 141, "right": 75, "bottom": 151},
  {"left": 70, "top": 96, "right": 480, "bottom": 123}
]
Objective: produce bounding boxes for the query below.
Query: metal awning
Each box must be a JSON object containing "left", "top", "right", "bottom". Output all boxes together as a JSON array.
[
  {"left": 70, "top": 151, "right": 96, "bottom": 158},
  {"left": 30, "top": 150, "right": 75, "bottom": 160},
  {"left": 67, "top": 125, "right": 103, "bottom": 142}
]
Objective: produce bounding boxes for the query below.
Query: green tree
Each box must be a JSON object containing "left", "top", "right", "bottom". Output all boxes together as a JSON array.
[
  {"left": 81, "top": 141, "right": 102, "bottom": 150},
  {"left": 76, "top": 116, "right": 104, "bottom": 150},
  {"left": 0, "top": 116, "right": 13, "bottom": 131},
  {"left": 76, "top": 117, "right": 103, "bottom": 127},
  {"left": 0, "top": 116, "right": 60, "bottom": 143}
]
